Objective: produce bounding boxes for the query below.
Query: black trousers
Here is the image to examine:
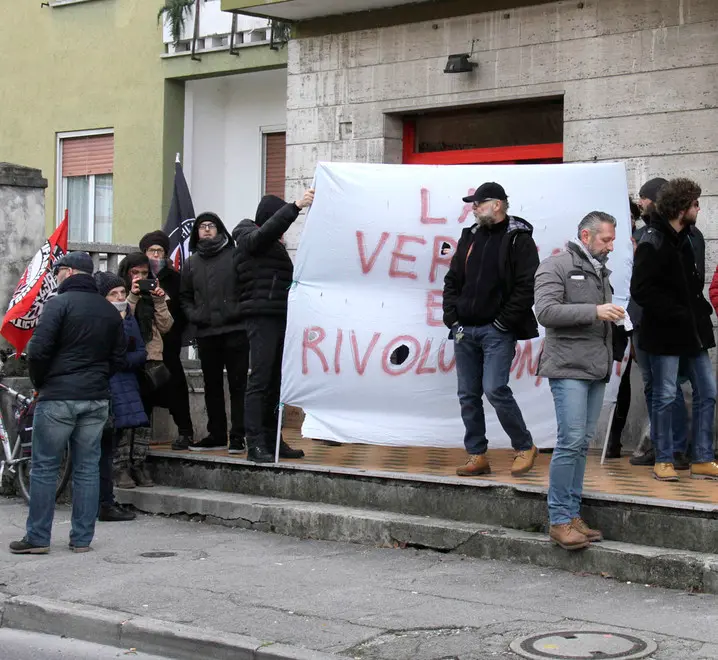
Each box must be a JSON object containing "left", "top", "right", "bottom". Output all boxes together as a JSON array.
[
  {"left": 155, "top": 348, "right": 194, "bottom": 436},
  {"left": 609, "top": 355, "right": 633, "bottom": 445},
  {"left": 244, "top": 317, "right": 285, "bottom": 449},
  {"left": 99, "top": 427, "right": 121, "bottom": 507},
  {"left": 196, "top": 330, "right": 249, "bottom": 441}
]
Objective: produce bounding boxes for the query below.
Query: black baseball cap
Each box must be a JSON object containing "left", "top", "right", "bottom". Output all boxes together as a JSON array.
[{"left": 463, "top": 182, "right": 508, "bottom": 204}]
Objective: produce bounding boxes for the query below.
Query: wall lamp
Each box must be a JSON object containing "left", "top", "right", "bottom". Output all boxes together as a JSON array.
[{"left": 444, "top": 39, "right": 478, "bottom": 74}]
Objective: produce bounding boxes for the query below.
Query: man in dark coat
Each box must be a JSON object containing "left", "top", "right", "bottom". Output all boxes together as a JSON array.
[
  {"left": 443, "top": 182, "right": 539, "bottom": 478},
  {"left": 139, "top": 230, "right": 194, "bottom": 450},
  {"left": 10, "top": 252, "right": 126, "bottom": 554},
  {"left": 232, "top": 189, "right": 314, "bottom": 463},
  {"left": 180, "top": 213, "right": 248, "bottom": 452},
  {"left": 631, "top": 178, "right": 717, "bottom": 483}
]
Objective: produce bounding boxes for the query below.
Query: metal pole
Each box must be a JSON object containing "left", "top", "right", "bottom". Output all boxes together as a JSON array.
[{"left": 274, "top": 403, "right": 284, "bottom": 464}]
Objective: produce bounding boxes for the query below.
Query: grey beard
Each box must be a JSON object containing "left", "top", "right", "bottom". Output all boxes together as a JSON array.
[{"left": 478, "top": 214, "right": 494, "bottom": 227}]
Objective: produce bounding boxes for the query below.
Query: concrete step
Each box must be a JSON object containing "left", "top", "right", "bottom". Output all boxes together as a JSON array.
[
  {"left": 145, "top": 450, "right": 718, "bottom": 555},
  {"left": 116, "top": 485, "right": 718, "bottom": 595}
]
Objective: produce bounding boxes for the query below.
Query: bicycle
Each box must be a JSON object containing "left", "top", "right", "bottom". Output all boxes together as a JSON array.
[{"left": 0, "top": 349, "right": 71, "bottom": 504}]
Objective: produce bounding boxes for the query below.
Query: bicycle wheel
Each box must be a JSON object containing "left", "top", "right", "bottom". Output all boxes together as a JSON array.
[{"left": 16, "top": 441, "right": 72, "bottom": 505}]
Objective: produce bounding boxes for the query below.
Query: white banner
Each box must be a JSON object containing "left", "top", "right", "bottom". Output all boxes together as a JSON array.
[{"left": 281, "top": 162, "right": 632, "bottom": 448}]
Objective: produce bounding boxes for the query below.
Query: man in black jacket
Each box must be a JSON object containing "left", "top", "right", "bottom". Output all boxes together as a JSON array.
[
  {"left": 180, "top": 213, "right": 248, "bottom": 452},
  {"left": 140, "top": 230, "right": 194, "bottom": 450},
  {"left": 631, "top": 178, "right": 717, "bottom": 482},
  {"left": 233, "top": 189, "right": 314, "bottom": 463},
  {"left": 443, "top": 182, "right": 539, "bottom": 478},
  {"left": 10, "top": 252, "right": 126, "bottom": 555}
]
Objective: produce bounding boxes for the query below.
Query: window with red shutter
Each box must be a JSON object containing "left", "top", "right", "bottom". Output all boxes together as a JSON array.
[{"left": 263, "top": 132, "right": 286, "bottom": 199}]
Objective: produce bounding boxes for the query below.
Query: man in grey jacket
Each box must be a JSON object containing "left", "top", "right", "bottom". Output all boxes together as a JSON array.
[{"left": 534, "top": 212, "right": 625, "bottom": 551}]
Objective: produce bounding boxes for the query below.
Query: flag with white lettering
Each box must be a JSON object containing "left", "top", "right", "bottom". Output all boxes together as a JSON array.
[
  {"left": 1, "top": 213, "right": 69, "bottom": 353},
  {"left": 163, "top": 161, "right": 196, "bottom": 270}
]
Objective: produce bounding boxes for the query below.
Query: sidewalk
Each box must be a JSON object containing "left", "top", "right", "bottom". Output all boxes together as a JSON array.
[{"left": 2, "top": 497, "right": 718, "bottom": 659}]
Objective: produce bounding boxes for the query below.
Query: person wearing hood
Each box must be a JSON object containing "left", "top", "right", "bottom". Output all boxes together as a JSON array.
[
  {"left": 117, "top": 252, "right": 173, "bottom": 487},
  {"left": 179, "top": 212, "right": 248, "bottom": 452},
  {"left": 443, "top": 182, "right": 540, "bottom": 478},
  {"left": 232, "top": 189, "right": 314, "bottom": 463},
  {"left": 139, "top": 230, "right": 194, "bottom": 451},
  {"left": 631, "top": 178, "right": 717, "bottom": 483}
]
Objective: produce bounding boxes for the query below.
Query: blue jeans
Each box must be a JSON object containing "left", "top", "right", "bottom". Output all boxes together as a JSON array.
[
  {"left": 633, "top": 340, "right": 689, "bottom": 454},
  {"left": 26, "top": 399, "right": 109, "bottom": 548},
  {"left": 648, "top": 352, "right": 715, "bottom": 464},
  {"left": 454, "top": 324, "right": 533, "bottom": 454},
  {"left": 548, "top": 379, "right": 606, "bottom": 525}
]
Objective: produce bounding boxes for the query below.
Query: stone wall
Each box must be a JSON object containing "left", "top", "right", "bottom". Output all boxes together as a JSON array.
[{"left": 0, "top": 163, "right": 48, "bottom": 337}]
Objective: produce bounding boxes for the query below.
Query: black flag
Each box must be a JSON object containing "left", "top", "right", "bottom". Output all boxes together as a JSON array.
[{"left": 163, "top": 159, "right": 196, "bottom": 270}]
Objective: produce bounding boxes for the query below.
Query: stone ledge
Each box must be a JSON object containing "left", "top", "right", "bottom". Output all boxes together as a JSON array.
[{"left": 0, "top": 163, "right": 48, "bottom": 189}]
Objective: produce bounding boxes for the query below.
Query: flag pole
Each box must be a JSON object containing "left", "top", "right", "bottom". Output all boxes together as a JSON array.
[{"left": 274, "top": 403, "right": 284, "bottom": 464}]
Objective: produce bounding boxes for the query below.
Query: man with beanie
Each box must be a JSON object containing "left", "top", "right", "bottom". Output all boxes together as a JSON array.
[
  {"left": 232, "top": 189, "right": 314, "bottom": 463},
  {"left": 442, "top": 182, "right": 539, "bottom": 478},
  {"left": 139, "top": 230, "right": 195, "bottom": 450},
  {"left": 10, "top": 253, "right": 126, "bottom": 554},
  {"left": 180, "top": 212, "right": 248, "bottom": 452}
]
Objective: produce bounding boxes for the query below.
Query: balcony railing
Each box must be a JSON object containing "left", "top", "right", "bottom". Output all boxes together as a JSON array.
[{"left": 67, "top": 242, "right": 136, "bottom": 273}]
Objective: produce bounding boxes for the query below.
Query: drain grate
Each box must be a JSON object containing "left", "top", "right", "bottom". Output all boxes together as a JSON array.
[
  {"left": 139, "top": 551, "right": 177, "bottom": 559},
  {"left": 510, "top": 631, "right": 657, "bottom": 659}
]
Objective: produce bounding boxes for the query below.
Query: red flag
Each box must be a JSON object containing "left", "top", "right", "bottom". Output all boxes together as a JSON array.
[{"left": 0, "top": 213, "right": 69, "bottom": 353}]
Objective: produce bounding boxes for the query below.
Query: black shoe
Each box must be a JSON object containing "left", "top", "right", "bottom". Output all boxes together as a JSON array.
[
  {"left": 673, "top": 451, "right": 690, "bottom": 471},
  {"left": 278, "top": 439, "right": 304, "bottom": 459},
  {"left": 189, "top": 436, "right": 227, "bottom": 452},
  {"left": 99, "top": 504, "right": 136, "bottom": 522},
  {"left": 539, "top": 448, "right": 554, "bottom": 455},
  {"left": 172, "top": 434, "right": 192, "bottom": 451},
  {"left": 228, "top": 435, "right": 246, "bottom": 455},
  {"left": 630, "top": 448, "right": 655, "bottom": 466},
  {"left": 9, "top": 538, "right": 50, "bottom": 555},
  {"left": 247, "top": 445, "right": 274, "bottom": 463},
  {"left": 605, "top": 444, "right": 622, "bottom": 459}
]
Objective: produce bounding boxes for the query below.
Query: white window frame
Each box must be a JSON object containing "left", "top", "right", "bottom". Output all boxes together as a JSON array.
[
  {"left": 55, "top": 128, "right": 114, "bottom": 242},
  {"left": 259, "top": 124, "right": 287, "bottom": 200}
]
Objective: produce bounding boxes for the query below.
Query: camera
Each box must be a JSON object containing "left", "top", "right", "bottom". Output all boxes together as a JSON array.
[{"left": 137, "top": 279, "right": 157, "bottom": 294}]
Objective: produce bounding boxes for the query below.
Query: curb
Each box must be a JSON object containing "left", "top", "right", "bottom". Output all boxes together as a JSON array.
[
  {"left": 0, "top": 594, "right": 337, "bottom": 660},
  {"left": 118, "top": 486, "right": 718, "bottom": 594}
]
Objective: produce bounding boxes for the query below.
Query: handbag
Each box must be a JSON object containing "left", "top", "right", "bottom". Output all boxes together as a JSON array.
[{"left": 144, "top": 360, "right": 171, "bottom": 391}]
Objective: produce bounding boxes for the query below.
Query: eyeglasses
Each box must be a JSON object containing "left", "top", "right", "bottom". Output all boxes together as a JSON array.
[
  {"left": 199, "top": 222, "right": 216, "bottom": 231},
  {"left": 146, "top": 248, "right": 165, "bottom": 256}
]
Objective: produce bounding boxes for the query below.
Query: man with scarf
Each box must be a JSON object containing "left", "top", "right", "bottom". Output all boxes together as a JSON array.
[
  {"left": 117, "top": 253, "right": 173, "bottom": 486},
  {"left": 179, "top": 213, "right": 248, "bottom": 452},
  {"left": 139, "top": 230, "right": 195, "bottom": 450},
  {"left": 232, "top": 189, "right": 314, "bottom": 463}
]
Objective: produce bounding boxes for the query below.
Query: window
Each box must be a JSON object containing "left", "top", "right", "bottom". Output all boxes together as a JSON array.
[
  {"left": 402, "top": 97, "right": 564, "bottom": 165},
  {"left": 263, "top": 131, "right": 286, "bottom": 198},
  {"left": 57, "top": 131, "right": 114, "bottom": 243}
]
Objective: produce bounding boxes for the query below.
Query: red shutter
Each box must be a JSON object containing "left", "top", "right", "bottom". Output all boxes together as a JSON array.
[
  {"left": 62, "top": 134, "right": 114, "bottom": 177},
  {"left": 264, "top": 132, "right": 286, "bottom": 198}
]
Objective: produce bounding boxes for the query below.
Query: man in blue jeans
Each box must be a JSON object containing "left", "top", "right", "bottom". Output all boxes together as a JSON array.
[
  {"left": 443, "top": 182, "right": 539, "bottom": 477},
  {"left": 10, "top": 252, "right": 125, "bottom": 554},
  {"left": 631, "top": 178, "right": 718, "bottom": 482},
  {"left": 535, "top": 211, "right": 624, "bottom": 551}
]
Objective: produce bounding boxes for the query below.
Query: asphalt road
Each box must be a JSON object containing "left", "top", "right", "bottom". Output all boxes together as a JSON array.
[{"left": 0, "top": 628, "right": 173, "bottom": 659}]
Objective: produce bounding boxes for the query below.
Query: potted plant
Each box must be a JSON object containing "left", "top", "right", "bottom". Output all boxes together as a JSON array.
[{"left": 157, "top": 0, "right": 196, "bottom": 46}]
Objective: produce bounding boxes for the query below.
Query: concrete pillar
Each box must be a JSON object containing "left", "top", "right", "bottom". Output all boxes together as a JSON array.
[{"left": 0, "top": 163, "right": 48, "bottom": 320}]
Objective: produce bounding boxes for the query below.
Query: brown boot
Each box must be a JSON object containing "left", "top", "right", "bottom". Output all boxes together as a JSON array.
[
  {"left": 114, "top": 468, "right": 136, "bottom": 490},
  {"left": 131, "top": 465, "right": 154, "bottom": 488},
  {"left": 690, "top": 461, "right": 718, "bottom": 480},
  {"left": 653, "top": 462, "right": 679, "bottom": 482},
  {"left": 571, "top": 517, "right": 602, "bottom": 542},
  {"left": 456, "top": 454, "right": 491, "bottom": 477},
  {"left": 549, "top": 523, "right": 590, "bottom": 551},
  {"left": 511, "top": 445, "right": 538, "bottom": 476}
]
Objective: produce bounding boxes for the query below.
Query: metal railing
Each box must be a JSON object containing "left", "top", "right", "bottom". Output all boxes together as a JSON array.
[{"left": 67, "top": 242, "right": 136, "bottom": 273}]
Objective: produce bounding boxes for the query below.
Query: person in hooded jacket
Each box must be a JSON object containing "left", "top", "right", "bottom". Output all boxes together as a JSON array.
[
  {"left": 232, "top": 189, "right": 314, "bottom": 463},
  {"left": 443, "top": 182, "right": 540, "bottom": 478},
  {"left": 94, "top": 271, "right": 148, "bottom": 522},
  {"left": 139, "top": 230, "right": 195, "bottom": 451},
  {"left": 117, "top": 253, "right": 173, "bottom": 486},
  {"left": 179, "top": 212, "right": 249, "bottom": 452}
]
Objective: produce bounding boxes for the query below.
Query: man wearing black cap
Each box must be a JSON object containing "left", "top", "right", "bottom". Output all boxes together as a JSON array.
[
  {"left": 10, "top": 252, "right": 126, "bottom": 554},
  {"left": 139, "top": 230, "right": 194, "bottom": 450},
  {"left": 443, "top": 182, "right": 539, "bottom": 477}
]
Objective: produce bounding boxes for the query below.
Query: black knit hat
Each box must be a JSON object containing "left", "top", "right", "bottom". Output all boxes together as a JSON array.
[
  {"left": 638, "top": 178, "right": 668, "bottom": 202},
  {"left": 139, "top": 230, "right": 170, "bottom": 255},
  {"left": 94, "top": 271, "right": 126, "bottom": 298}
]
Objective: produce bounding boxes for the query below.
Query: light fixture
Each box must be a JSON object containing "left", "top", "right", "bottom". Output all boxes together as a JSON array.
[{"left": 443, "top": 39, "right": 478, "bottom": 74}]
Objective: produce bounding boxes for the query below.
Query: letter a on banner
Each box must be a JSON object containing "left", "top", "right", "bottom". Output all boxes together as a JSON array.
[{"left": 0, "top": 212, "right": 69, "bottom": 353}]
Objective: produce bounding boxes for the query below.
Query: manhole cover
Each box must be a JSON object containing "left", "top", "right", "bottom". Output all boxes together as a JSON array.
[
  {"left": 510, "top": 631, "right": 657, "bottom": 659},
  {"left": 139, "top": 551, "right": 177, "bottom": 559}
]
